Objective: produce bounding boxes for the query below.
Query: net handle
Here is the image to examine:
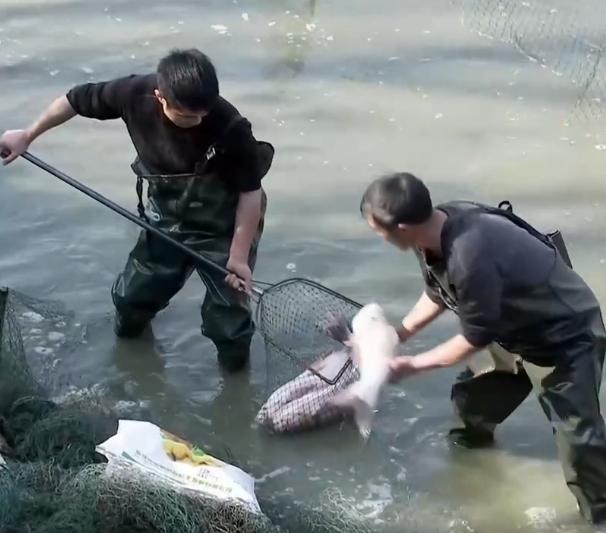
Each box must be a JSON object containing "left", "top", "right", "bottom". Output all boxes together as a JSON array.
[{"left": 18, "top": 151, "right": 265, "bottom": 297}]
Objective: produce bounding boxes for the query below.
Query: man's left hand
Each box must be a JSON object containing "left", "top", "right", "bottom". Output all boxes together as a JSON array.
[{"left": 225, "top": 256, "right": 252, "bottom": 294}]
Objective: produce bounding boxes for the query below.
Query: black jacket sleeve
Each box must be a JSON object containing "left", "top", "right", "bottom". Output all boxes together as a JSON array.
[
  {"left": 66, "top": 75, "right": 138, "bottom": 120},
  {"left": 222, "top": 119, "right": 262, "bottom": 193}
]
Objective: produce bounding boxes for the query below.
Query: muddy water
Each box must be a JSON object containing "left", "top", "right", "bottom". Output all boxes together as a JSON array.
[{"left": 2, "top": 0, "right": 606, "bottom": 531}]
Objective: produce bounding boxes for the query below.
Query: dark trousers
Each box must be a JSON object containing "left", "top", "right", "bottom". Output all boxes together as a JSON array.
[{"left": 111, "top": 190, "right": 266, "bottom": 371}]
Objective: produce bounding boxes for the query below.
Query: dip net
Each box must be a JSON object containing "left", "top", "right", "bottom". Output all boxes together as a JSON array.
[{"left": 252, "top": 279, "right": 363, "bottom": 433}]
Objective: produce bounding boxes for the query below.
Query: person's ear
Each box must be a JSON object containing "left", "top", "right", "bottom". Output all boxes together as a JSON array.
[{"left": 154, "top": 89, "right": 165, "bottom": 103}]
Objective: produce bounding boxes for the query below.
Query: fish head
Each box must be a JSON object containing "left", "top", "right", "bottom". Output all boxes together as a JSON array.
[
  {"left": 351, "top": 303, "right": 400, "bottom": 357},
  {"left": 351, "top": 302, "right": 386, "bottom": 333},
  {"left": 321, "top": 313, "right": 352, "bottom": 344}
]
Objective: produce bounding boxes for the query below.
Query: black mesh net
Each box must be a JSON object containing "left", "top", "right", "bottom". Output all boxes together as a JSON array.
[
  {"left": 254, "top": 279, "right": 363, "bottom": 433},
  {"left": 0, "top": 286, "right": 381, "bottom": 532}
]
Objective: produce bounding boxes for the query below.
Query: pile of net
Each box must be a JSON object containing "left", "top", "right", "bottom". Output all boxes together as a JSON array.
[{"left": 0, "top": 287, "right": 377, "bottom": 533}]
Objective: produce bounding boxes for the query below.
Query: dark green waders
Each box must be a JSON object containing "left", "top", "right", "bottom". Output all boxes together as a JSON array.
[
  {"left": 450, "top": 321, "right": 606, "bottom": 524},
  {"left": 111, "top": 172, "right": 267, "bottom": 372},
  {"left": 111, "top": 127, "right": 274, "bottom": 373}
]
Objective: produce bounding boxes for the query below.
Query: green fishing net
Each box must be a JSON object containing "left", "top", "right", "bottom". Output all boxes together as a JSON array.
[{"left": 0, "top": 287, "right": 379, "bottom": 533}]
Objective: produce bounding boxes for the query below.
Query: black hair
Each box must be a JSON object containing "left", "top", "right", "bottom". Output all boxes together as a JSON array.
[
  {"left": 157, "top": 48, "right": 219, "bottom": 111},
  {"left": 360, "top": 172, "right": 433, "bottom": 227}
]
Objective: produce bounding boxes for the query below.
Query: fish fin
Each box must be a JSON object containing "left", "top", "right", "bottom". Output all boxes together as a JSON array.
[
  {"left": 352, "top": 396, "right": 374, "bottom": 441},
  {"left": 347, "top": 341, "right": 362, "bottom": 366},
  {"left": 329, "top": 385, "right": 375, "bottom": 439}
]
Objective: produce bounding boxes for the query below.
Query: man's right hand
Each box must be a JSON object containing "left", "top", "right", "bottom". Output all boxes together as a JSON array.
[
  {"left": 0, "top": 129, "right": 31, "bottom": 165},
  {"left": 396, "top": 324, "right": 412, "bottom": 343}
]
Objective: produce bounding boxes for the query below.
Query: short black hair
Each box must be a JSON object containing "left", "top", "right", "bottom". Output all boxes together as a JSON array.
[
  {"left": 360, "top": 172, "right": 433, "bottom": 227},
  {"left": 157, "top": 48, "right": 219, "bottom": 111}
]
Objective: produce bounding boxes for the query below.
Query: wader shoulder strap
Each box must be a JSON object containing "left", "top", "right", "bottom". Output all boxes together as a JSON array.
[
  {"left": 495, "top": 200, "right": 573, "bottom": 268},
  {"left": 192, "top": 114, "right": 247, "bottom": 175},
  {"left": 176, "top": 114, "right": 247, "bottom": 216},
  {"left": 439, "top": 200, "right": 573, "bottom": 269}
]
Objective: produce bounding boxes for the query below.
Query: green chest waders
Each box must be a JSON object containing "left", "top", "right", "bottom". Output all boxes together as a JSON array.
[{"left": 111, "top": 116, "right": 274, "bottom": 372}]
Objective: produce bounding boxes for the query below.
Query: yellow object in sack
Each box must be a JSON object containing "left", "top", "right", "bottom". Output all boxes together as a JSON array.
[{"left": 161, "top": 430, "right": 220, "bottom": 467}]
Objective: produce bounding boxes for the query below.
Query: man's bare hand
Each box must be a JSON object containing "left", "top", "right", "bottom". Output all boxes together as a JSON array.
[
  {"left": 225, "top": 256, "right": 252, "bottom": 294},
  {"left": 0, "top": 129, "right": 31, "bottom": 165},
  {"left": 389, "top": 355, "right": 420, "bottom": 383}
]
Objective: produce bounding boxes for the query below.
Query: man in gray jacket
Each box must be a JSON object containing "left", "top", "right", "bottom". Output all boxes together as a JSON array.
[{"left": 361, "top": 171, "right": 606, "bottom": 524}]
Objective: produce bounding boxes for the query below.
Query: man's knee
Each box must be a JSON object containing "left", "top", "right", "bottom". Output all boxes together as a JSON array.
[
  {"left": 214, "top": 340, "right": 252, "bottom": 373},
  {"left": 449, "top": 367, "right": 533, "bottom": 447},
  {"left": 111, "top": 273, "right": 166, "bottom": 324},
  {"left": 202, "top": 309, "right": 254, "bottom": 345},
  {"left": 449, "top": 371, "right": 496, "bottom": 448},
  {"left": 452, "top": 370, "right": 531, "bottom": 421},
  {"left": 539, "top": 365, "right": 606, "bottom": 526},
  {"left": 111, "top": 236, "right": 191, "bottom": 326},
  {"left": 201, "top": 300, "right": 254, "bottom": 371}
]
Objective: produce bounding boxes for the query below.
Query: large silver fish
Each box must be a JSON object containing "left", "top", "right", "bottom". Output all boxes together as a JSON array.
[{"left": 329, "top": 302, "right": 399, "bottom": 440}]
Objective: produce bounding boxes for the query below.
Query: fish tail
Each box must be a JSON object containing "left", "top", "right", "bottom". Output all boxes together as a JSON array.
[{"left": 330, "top": 383, "right": 375, "bottom": 439}]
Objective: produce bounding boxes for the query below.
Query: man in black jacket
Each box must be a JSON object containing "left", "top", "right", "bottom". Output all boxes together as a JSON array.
[
  {"left": 360, "top": 172, "right": 606, "bottom": 524},
  {"left": 0, "top": 48, "right": 273, "bottom": 372}
]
